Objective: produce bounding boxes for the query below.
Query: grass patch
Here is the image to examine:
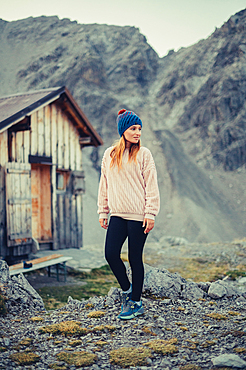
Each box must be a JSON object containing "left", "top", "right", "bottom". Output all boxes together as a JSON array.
[
  {"left": 56, "top": 351, "right": 97, "bottom": 367},
  {"left": 109, "top": 347, "right": 152, "bottom": 368},
  {"left": 144, "top": 338, "right": 178, "bottom": 355},
  {"left": 225, "top": 270, "right": 246, "bottom": 280},
  {"left": 0, "top": 293, "right": 7, "bottom": 316},
  {"left": 10, "top": 352, "right": 40, "bottom": 365},
  {"left": 39, "top": 321, "right": 89, "bottom": 336},
  {"left": 18, "top": 338, "right": 33, "bottom": 346},
  {"left": 168, "top": 259, "right": 232, "bottom": 282},
  {"left": 206, "top": 313, "right": 227, "bottom": 320},
  {"left": 87, "top": 310, "right": 105, "bottom": 318},
  {"left": 38, "top": 265, "right": 119, "bottom": 310}
]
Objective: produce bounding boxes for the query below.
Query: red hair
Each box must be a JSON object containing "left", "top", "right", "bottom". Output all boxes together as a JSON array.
[{"left": 110, "top": 135, "right": 140, "bottom": 170}]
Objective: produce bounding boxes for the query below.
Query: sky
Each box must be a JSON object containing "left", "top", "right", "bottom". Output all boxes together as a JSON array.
[{"left": 1, "top": 0, "right": 246, "bottom": 57}]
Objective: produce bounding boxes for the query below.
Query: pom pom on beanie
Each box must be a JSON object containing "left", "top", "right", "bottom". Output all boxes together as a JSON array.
[{"left": 117, "top": 109, "right": 142, "bottom": 137}]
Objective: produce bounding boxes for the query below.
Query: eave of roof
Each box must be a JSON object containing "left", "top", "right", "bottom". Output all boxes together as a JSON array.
[{"left": 0, "top": 86, "right": 103, "bottom": 147}]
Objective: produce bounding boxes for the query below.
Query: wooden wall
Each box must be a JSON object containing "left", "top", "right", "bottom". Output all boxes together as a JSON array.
[
  {"left": 0, "top": 131, "right": 8, "bottom": 255},
  {"left": 1, "top": 102, "right": 84, "bottom": 255},
  {"left": 9, "top": 104, "right": 82, "bottom": 171}
]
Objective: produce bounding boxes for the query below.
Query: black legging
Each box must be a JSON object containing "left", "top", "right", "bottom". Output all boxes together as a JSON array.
[{"left": 105, "top": 216, "right": 148, "bottom": 301}]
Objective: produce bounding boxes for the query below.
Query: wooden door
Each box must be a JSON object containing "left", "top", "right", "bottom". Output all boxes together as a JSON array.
[
  {"left": 5, "top": 162, "right": 32, "bottom": 247},
  {"left": 31, "top": 164, "right": 52, "bottom": 241}
]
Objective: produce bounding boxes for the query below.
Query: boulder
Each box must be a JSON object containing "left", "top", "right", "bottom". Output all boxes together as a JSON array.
[
  {"left": 211, "top": 354, "right": 246, "bottom": 368},
  {"left": 208, "top": 280, "right": 240, "bottom": 299},
  {"left": 0, "top": 260, "right": 45, "bottom": 314},
  {"left": 127, "top": 264, "right": 204, "bottom": 299}
]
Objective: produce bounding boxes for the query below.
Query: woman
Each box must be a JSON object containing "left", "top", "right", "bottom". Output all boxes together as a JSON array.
[{"left": 97, "top": 109, "right": 160, "bottom": 320}]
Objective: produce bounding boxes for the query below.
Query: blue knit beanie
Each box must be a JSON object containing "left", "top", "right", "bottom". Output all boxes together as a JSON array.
[{"left": 117, "top": 109, "right": 142, "bottom": 137}]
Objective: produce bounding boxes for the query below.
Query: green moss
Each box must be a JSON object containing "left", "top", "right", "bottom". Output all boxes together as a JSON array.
[
  {"left": 56, "top": 351, "right": 97, "bottom": 367},
  {"left": 10, "top": 352, "right": 40, "bottom": 365},
  {"left": 225, "top": 270, "right": 246, "bottom": 280},
  {"left": 109, "top": 347, "right": 151, "bottom": 368}
]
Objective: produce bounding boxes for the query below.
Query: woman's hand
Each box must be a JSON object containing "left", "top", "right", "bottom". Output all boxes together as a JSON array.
[
  {"left": 99, "top": 218, "right": 108, "bottom": 229},
  {"left": 143, "top": 218, "right": 155, "bottom": 234}
]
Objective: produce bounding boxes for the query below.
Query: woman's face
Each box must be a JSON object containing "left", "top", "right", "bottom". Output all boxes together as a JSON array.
[{"left": 123, "top": 124, "right": 142, "bottom": 145}]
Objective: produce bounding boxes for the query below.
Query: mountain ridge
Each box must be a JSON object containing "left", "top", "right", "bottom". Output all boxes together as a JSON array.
[{"left": 0, "top": 11, "right": 245, "bottom": 243}]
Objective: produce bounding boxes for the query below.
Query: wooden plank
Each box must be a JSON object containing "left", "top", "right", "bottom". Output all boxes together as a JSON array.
[
  {"left": 15, "top": 131, "right": 24, "bottom": 163},
  {"left": 74, "top": 132, "right": 82, "bottom": 171},
  {"left": 64, "top": 195, "right": 71, "bottom": 248},
  {"left": 9, "top": 256, "right": 73, "bottom": 276},
  {"left": 51, "top": 104, "right": 57, "bottom": 165},
  {"left": 57, "top": 194, "right": 65, "bottom": 248},
  {"left": 70, "top": 126, "right": 76, "bottom": 171},
  {"left": 8, "top": 199, "right": 32, "bottom": 205},
  {"left": 44, "top": 105, "right": 51, "bottom": 157},
  {"left": 64, "top": 117, "right": 69, "bottom": 169},
  {"left": 71, "top": 195, "right": 77, "bottom": 248},
  {"left": 76, "top": 194, "right": 83, "bottom": 249},
  {"left": 0, "top": 166, "right": 6, "bottom": 256},
  {"left": 15, "top": 163, "right": 21, "bottom": 241},
  {"left": 23, "top": 129, "right": 30, "bottom": 163},
  {"left": 30, "top": 111, "right": 38, "bottom": 155},
  {"left": 51, "top": 165, "right": 58, "bottom": 249},
  {"left": 9, "top": 253, "right": 63, "bottom": 270},
  {"left": 57, "top": 108, "right": 63, "bottom": 169},
  {"left": 40, "top": 165, "right": 52, "bottom": 240},
  {"left": 37, "top": 108, "right": 45, "bottom": 156},
  {"left": 11, "top": 132, "right": 16, "bottom": 162},
  {"left": 26, "top": 163, "right": 32, "bottom": 240}
]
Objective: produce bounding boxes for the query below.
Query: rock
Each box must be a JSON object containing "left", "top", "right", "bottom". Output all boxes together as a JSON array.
[
  {"left": 0, "top": 260, "right": 45, "bottom": 314},
  {"left": 140, "top": 264, "right": 186, "bottom": 298},
  {"left": 159, "top": 235, "right": 189, "bottom": 246},
  {"left": 239, "top": 277, "right": 246, "bottom": 284},
  {"left": 197, "top": 281, "right": 211, "bottom": 292},
  {"left": 181, "top": 281, "right": 204, "bottom": 299},
  {"left": 0, "top": 259, "right": 10, "bottom": 283},
  {"left": 211, "top": 354, "right": 246, "bottom": 368},
  {"left": 208, "top": 280, "right": 241, "bottom": 299}
]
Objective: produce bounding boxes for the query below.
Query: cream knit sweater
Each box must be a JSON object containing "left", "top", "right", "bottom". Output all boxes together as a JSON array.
[{"left": 97, "top": 146, "right": 160, "bottom": 221}]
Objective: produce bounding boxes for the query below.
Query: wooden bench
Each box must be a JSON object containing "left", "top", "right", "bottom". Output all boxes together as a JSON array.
[{"left": 9, "top": 254, "right": 73, "bottom": 282}]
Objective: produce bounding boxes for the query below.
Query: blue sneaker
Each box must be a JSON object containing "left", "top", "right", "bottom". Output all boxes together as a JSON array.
[
  {"left": 118, "top": 300, "right": 144, "bottom": 320},
  {"left": 120, "top": 291, "right": 132, "bottom": 312}
]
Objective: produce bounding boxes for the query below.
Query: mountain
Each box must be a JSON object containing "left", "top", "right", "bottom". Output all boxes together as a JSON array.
[{"left": 0, "top": 10, "right": 245, "bottom": 244}]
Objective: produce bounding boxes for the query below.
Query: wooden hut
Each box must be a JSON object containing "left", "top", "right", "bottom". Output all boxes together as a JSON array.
[{"left": 0, "top": 86, "right": 103, "bottom": 263}]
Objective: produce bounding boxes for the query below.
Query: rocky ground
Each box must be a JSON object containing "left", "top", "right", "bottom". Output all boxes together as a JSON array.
[
  {"left": 0, "top": 289, "right": 246, "bottom": 369},
  {"left": 1, "top": 237, "right": 246, "bottom": 369}
]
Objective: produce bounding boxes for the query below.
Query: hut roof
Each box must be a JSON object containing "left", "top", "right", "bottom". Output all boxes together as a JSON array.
[{"left": 0, "top": 86, "right": 103, "bottom": 147}]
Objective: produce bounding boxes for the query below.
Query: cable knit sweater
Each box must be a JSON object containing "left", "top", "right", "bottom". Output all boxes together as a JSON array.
[{"left": 97, "top": 146, "right": 160, "bottom": 221}]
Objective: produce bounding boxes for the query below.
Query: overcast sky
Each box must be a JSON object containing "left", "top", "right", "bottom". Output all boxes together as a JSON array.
[{"left": 1, "top": 0, "right": 245, "bottom": 57}]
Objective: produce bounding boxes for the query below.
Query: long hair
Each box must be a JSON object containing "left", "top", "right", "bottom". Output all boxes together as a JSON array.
[{"left": 110, "top": 135, "right": 141, "bottom": 170}]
